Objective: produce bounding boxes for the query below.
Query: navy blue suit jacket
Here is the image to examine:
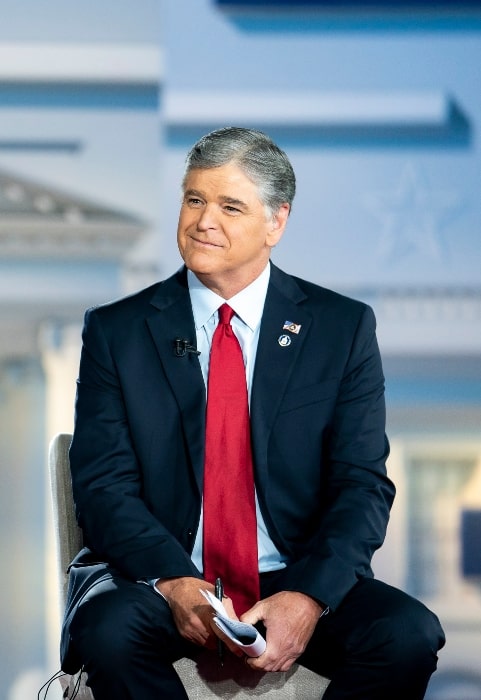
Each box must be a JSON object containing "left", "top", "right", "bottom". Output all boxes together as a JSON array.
[{"left": 62, "top": 264, "right": 394, "bottom": 671}]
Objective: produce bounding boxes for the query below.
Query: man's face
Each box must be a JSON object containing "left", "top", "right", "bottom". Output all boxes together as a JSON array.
[{"left": 177, "top": 162, "right": 288, "bottom": 296}]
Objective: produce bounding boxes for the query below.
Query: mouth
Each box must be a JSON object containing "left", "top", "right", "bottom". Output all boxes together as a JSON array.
[{"left": 189, "top": 235, "right": 223, "bottom": 249}]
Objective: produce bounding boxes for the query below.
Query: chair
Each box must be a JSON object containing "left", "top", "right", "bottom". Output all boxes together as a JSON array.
[{"left": 48, "top": 432, "right": 330, "bottom": 699}]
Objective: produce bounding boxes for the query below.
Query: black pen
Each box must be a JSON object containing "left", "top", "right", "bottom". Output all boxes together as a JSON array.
[{"left": 214, "top": 577, "right": 224, "bottom": 666}]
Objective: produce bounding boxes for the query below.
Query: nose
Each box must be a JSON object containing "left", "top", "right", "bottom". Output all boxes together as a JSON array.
[{"left": 196, "top": 204, "right": 218, "bottom": 231}]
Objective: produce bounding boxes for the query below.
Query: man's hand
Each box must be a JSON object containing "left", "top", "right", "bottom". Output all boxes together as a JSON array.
[
  {"left": 155, "top": 577, "right": 242, "bottom": 655},
  {"left": 155, "top": 577, "right": 217, "bottom": 648},
  {"left": 240, "top": 591, "right": 323, "bottom": 672}
]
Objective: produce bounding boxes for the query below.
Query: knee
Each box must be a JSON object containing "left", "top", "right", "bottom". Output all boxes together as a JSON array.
[
  {"left": 379, "top": 596, "right": 445, "bottom": 672},
  {"left": 70, "top": 587, "right": 141, "bottom": 670},
  {"left": 403, "top": 597, "right": 445, "bottom": 659}
]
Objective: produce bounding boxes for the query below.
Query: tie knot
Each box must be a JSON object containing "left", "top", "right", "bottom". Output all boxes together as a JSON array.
[{"left": 218, "top": 303, "right": 235, "bottom": 325}]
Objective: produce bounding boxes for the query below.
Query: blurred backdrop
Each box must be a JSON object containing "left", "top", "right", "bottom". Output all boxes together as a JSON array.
[{"left": 1, "top": 1, "right": 480, "bottom": 698}]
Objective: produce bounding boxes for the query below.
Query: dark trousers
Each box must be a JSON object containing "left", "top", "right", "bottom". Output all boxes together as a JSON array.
[{"left": 68, "top": 571, "right": 445, "bottom": 699}]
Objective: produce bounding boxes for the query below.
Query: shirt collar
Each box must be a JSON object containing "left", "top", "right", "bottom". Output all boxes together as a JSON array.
[{"left": 187, "top": 263, "right": 271, "bottom": 332}]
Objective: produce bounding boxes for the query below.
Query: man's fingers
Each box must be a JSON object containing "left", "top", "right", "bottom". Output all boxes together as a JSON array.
[
  {"left": 247, "top": 652, "right": 296, "bottom": 673},
  {"left": 239, "top": 600, "right": 263, "bottom": 626},
  {"left": 208, "top": 618, "right": 244, "bottom": 657},
  {"left": 221, "top": 596, "right": 240, "bottom": 620}
]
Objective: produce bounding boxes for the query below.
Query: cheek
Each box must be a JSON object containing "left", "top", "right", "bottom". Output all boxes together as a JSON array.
[
  {"left": 178, "top": 207, "right": 197, "bottom": 230},
  {"left": 177, "top": 212, "right": 193, "bottom": 239},
  {"left": 237, "top": 232, "right": 267, "bottom": 255},
  {"left": 176, "top": 226, "right": 189, "bottom": 257},
  {"left": 176, "top": 226, "right": 184, "bottom": 247}
]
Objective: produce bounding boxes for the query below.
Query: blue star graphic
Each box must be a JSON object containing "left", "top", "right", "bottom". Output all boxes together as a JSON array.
[{"left": 363, "top": 164, "right": 461, "bottom": 264}]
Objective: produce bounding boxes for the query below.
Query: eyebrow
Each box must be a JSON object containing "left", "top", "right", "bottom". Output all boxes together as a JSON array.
[
  {"left": 219, "top": 196, "right": 248, "bottom": 209},
  {"left": 183, "top": 188, "right": 204, "bottom": 201}
]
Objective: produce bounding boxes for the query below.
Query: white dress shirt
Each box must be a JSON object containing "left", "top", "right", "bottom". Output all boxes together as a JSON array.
[{"left": 188, "top": 263, "right": 286, "bottom": 573}]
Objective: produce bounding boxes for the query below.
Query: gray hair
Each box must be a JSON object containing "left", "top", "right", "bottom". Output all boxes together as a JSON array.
[{"left": 183, "top": 127, "right": 296, "bottom": 217}]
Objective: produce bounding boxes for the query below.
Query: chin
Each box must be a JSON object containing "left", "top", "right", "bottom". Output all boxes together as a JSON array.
[{"left": 183, "top": 253, "right": 220, "bottom": 274}]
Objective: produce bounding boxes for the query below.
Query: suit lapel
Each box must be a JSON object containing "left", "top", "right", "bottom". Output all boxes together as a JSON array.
[
  {"left": 251, "top": 265, "right": 311, "bottom": 485},
  {"left": 145, "top": 268, "right": 206, "bottom": 493},
  {"left": 144, "top": 265, "right": 312, "bottom": 494}
]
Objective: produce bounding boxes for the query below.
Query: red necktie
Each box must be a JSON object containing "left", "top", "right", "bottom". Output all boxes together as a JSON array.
[{"left": 203, "top": 304, "right": 260, "bottom": 615}]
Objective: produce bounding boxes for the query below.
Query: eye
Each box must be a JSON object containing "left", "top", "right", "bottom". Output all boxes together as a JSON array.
[
  {"left": 223, "top": 205, "right": 242, "bottom": 214},
  {"left": 186, "top": 197, "right": 203, "bottom": 207}
]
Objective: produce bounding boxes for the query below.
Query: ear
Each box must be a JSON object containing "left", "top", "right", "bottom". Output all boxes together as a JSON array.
[{"left": 266, "top": 203, "right": 290, "bottom": 248}]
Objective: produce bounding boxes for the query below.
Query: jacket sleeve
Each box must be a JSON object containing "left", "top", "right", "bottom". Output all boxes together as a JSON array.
[
  {"left": 69, "top": 307, "right": 201, "bottom": 582},
  {"left": 274, "top": 304, "right": 394, "bottom": 610}
]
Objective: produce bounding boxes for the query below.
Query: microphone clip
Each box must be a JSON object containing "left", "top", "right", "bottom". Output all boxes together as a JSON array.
[{"left": 174, "top": 338, "right": 200, "bottom": 357}]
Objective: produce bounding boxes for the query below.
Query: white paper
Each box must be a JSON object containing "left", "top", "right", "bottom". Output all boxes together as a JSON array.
[{"left": 200, "top": 589, "right": 266, "bottom": 657}]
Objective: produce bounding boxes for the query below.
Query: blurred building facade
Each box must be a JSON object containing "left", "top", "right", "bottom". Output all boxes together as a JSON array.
[
  {"left": 0, "top": 35, "right": 161, "bottom": 698},
  {"left": 1, "top": 1, "right": 480, "bottom": 697}
]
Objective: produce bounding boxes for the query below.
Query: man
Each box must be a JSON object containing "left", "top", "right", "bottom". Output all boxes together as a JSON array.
[{"left": 62, "top": 127, "right": 445, "bottom": 699}]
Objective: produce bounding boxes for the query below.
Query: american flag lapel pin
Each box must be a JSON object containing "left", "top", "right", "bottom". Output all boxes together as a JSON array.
[{"left": 282, "top": 320, "right": 302, "bottom": 335}]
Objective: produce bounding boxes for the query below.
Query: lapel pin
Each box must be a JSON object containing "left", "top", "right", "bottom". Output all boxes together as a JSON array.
[
  {"left": 283, "top": 320, "right": 302, "bottom": 334},
  {"left": 278, "top": 334, "right": 291, "bottom": 347}
]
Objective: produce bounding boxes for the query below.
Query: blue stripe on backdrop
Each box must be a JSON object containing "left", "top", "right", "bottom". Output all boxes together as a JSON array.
[
  {"left": 0, "top": 140, "right": 82, "bottom": 152},
  {"left": 216, "top": 0, "right": 481, "bottom": 6},
  {"left": 0, "top": 84, "right": 159, "bottom": 110},
  {"left": 216, "top": 2, "right": 481, "bottom": 33},
  {"left": 386, "top": 377, "right": 481, "bottom": 404}
]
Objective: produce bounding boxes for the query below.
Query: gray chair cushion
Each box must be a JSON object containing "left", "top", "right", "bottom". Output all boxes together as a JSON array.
[{"left": 59, "top": 657, "right": 329, "bottom": 700}]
